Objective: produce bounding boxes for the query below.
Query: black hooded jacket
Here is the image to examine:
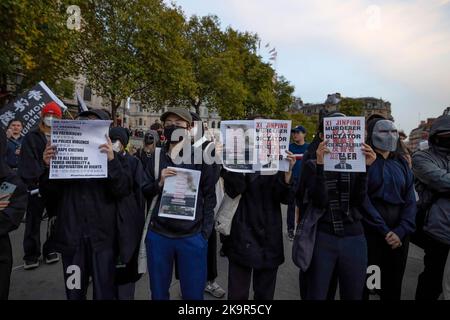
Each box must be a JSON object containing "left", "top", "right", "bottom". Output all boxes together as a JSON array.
[
  {"left": 221, "top": 171, "right": 292, "bottom": 269},
  {"left": 0, "top": 128, "right": 28, "bottom": 237},
  {"left": 17, "top": 128, "right": 47, "bottom": 190}
]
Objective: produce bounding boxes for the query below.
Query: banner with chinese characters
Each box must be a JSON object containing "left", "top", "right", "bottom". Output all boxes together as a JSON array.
[{"left": 0, "top": 81, "right": 67, "bottom": 135}]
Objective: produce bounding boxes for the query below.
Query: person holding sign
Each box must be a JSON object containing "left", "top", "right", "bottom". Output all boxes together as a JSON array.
[
  {"left": 0, "top": 128, "right": 28, "bottom": 300},
  {"left": 220, "top": 115, "right": 297, "bottom": 300},
  {"left": 40, "top": 109, "right": 133, "bottom": 300},
  {"left": 361, "top": 117, "right": 416, "bottom": 300},
  {"left": 142, "top": 108, "right": 217, "bottom": 300},
  {"left": 18, "top": 101, "right": 62, "bottom": 270},
  {"left": 298, "top": 113, "right": 377, "bottom": 300},
  {"left": 109, "top": 127, "right": 145, "bottom": 300}
]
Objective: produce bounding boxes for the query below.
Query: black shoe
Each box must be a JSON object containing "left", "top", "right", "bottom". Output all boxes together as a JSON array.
[
  {"left": 45, "top": 253, "right": 59, "bottom": 264},
  {"left": 288, "top": 230, "right": 295, "bottom": 241},
  {"left": 24, "top": 259, "right": 40, "bottom": 270}
]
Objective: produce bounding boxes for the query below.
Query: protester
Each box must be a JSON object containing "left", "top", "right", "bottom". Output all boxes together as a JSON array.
[
  {"left": 362, "top": 118, "right": 416, "bottom": 300},
  {"left": 18, "top": 101, "right": 62, "bottom": 269},
  {"left": 297, "top": 112, "right": 377, "bottom": 300},
  {"left": 5, "top": 119, "right": 24, "bottom": 170},
  {"left": 221, "top": 114, "right": 296, "bottom": 300},
  {"left": 109, "top": 127, "right": 145, "bottom": 300},
  {"left": 0, "top": 127, "right": 28, "bottom": 300},
  {"left": 142, "top": 108, "right": 217, "bottom": 300},
  {"left": 413, "top": 114, "right": 450, "bottom": 300},
  {"left": 150, "top": 122, "right": 164, "bottom": 142},
  {"left": 287, "top": 125, "right": 309, "bottom": 241},
  {"left": 40, "top": 109, "right": 132, "bottom": 300},
  {"left": 136, "top": 130, "right": 160, "bottom": 170}
]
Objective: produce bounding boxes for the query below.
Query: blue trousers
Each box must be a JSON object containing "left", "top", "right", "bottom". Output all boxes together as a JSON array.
[
  {"left": 304, "top": 231, "right": 368, "bottom": 300},
  {"left": 146, "top": 230, "right": 208, "bottom": 300}
]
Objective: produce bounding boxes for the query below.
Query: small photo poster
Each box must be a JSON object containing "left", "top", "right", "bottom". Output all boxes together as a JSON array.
[
  {"left": 323, "top": 116, "right": 366, "bottom": 172},
  {"left": 158, "top": 167, "right": 201, "bottom": 221}
]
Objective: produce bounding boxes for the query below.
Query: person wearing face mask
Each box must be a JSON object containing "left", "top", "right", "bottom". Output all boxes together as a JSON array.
[
  {"left": 40, "top": 109, "right": 133, "bottom": 300},
  {"left": 18, "top": 101, "right": 62, "bottom": 270},
  {"left": 413, "top": 114, "right": 450, "bottom": 300},
  {"left": 109, "top": 127, "right": 145, "bottom": 300},
  {"left": 361, "top": 118, "right": 416, "bottom": 300},
  {"left": 0, "top": 127, "right": 28, "bottom": 300},
  {"left": 136, "top": 130, "right": 160, "bottom": 170},
  {"left": 141, "top": 108, "right": 217, "bottom": 300},
  {"left": 294, "top": 112, "right": 377, "bottom": 300}
]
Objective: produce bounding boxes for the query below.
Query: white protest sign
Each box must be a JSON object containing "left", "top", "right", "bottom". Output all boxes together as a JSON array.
[
  {"left": 220, "top": 120, "right": 255, "bottom": 173},
  {"left": 323, "top": 116, "right": 366, "bottom": 172},
  {"left": 220, "top": 119, "right": 292, "bottom": 173},
  {"left": 254, "top": 119, "right": 291, "bottom": 172},
  {"left": 50, "top": 120, "right": 112, "bottom": 179},
  {"left": 158, "top": 167, "right": 201, "bottom": 221}
]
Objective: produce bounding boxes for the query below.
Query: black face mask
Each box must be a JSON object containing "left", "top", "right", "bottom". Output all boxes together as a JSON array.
[
  {"left": 435, "top": 136, "right": 450, "bottom": 149},
  {"left": 163, "top": 125, "right": 187, "bottom": 144}
]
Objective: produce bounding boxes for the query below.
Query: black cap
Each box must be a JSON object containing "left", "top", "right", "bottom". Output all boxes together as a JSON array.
[
  {"left": 109, "top": 127, "right": 130, "bottom": 147},
  {"left": 78, "top": 109, "right": 111, "bottom": 121}
]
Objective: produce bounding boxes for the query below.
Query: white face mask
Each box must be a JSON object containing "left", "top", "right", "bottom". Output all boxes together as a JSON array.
[
  {"left": 112, "top": 140, "right": 122, "bottom": 153},
  {"left": 43, "top": 116, "right": 55, "bottom": 127}
]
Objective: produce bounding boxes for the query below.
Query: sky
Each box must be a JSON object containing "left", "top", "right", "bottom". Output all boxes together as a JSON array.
[{"left": 167, "top": 0, "right": 450, "bottom": 135}]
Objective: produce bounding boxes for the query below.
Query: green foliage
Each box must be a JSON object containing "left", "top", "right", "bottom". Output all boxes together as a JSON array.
[
  {"left": 338, "top": 98, "right": 364, "bottom": 116},
  {"left": 1, "top": 0, "right": 296, "bottom": 123},
  {"left": 0, "top": 0, "right": 78, "bottom": 104}
]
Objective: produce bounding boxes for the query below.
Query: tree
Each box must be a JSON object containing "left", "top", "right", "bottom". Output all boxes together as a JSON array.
[
  {"left": 0, "top": 0, "right": 79, "bottom": 106},
  {"left": 73, "top": 0, "right": 192, "bottom": 125},
  {"left": 338, "top": 98, "right": 364, "bottom": 116},
  {"left": 286, "top": 112, "right": 318, "bottom": 142}
]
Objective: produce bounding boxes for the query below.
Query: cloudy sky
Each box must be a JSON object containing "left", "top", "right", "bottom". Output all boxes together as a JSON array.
[{"left": 169, "top": 0, "right": 450, "bottom": 134}]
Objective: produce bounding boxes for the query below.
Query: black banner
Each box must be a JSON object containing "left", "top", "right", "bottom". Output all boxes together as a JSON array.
[{"left": 0, "top": 81, "right": 66, "bottom": 136}]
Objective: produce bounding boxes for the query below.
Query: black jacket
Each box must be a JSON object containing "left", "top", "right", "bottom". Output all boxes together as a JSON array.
[
  {"left": 0, "top": 128, "right": 28, "bottom": 237},
  {"left": 39, "top": 155, "right": 133, "bottom": 255},
  {"left": 142, "top": 144, "right": 217, "bottom": 239},
  {"left": 222, "top": 171, "right": 291, "bottom": 269},
  {"left": 17, "top": 128, "right": 47, "bottom": 190},
  {"left": 116, "top": 152, "right": 145, "bottom": 264},
  {"left": 301, "top": 161, "right": 368, "bottom": 236}
]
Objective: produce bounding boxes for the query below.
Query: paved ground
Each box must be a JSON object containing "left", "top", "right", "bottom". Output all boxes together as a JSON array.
[{"left": 8, "top": 205, "right": 424, "bottom": 300}]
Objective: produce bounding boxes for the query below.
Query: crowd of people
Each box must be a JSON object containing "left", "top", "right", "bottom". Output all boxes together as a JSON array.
[{"left": 0, "top": 102, "right": 449, "bottom": 301}]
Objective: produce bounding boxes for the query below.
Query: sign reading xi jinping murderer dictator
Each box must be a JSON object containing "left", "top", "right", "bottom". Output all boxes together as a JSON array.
[
  {"left": 323, "top": 117, "right": 366, "bottom": 172},
  {"left": 49, "top": 119, "right": 112, "bottom": 179}
]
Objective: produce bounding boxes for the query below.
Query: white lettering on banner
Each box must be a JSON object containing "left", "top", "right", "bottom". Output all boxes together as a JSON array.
[
  {"left": 178, "top": 304, "right": 272, "bottom": 317},
  {"left": 366, "top": 265, "right": 381, "bottom": 290},
  {"left": 0, "top": 111, "right": 16, "bottom": 127},
  {"left": 66, "top": 265, "right": 81, "bottom": 290}
]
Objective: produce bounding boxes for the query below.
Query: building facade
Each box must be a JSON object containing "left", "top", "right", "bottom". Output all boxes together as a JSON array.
[{"left": 294, "top": 92, "right": 392, "bottom": 120}]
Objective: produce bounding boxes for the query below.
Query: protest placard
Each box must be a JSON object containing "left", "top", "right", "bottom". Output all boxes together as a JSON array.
[
  {"left": 254, "top": 119, "right": 291, "bottom": 172},
  {"left": 220, "top": 119, "right": 292, "bottom": 173},
  {"left": 158, "top": 167, "right": 201, "bottom": 221},
  {"left": 0, "top": 81, "right": 67, "bottom": 135},
  {"left": 220, "top": 120, "right": 255, "bottom": 173},
  {"left": 49, "top": 119, "right": 112, "bottom": 179},
  {"left": 323, "top": 116, "right": 366, "bottom": 172}
]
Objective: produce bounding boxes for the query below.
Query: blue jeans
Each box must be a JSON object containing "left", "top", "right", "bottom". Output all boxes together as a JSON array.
[
  {"left": 304, "top": 231, "right": 368, "bottom": 300},
  {"left": 146, "top": 230, "right": 208, "bottom": 300}
]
